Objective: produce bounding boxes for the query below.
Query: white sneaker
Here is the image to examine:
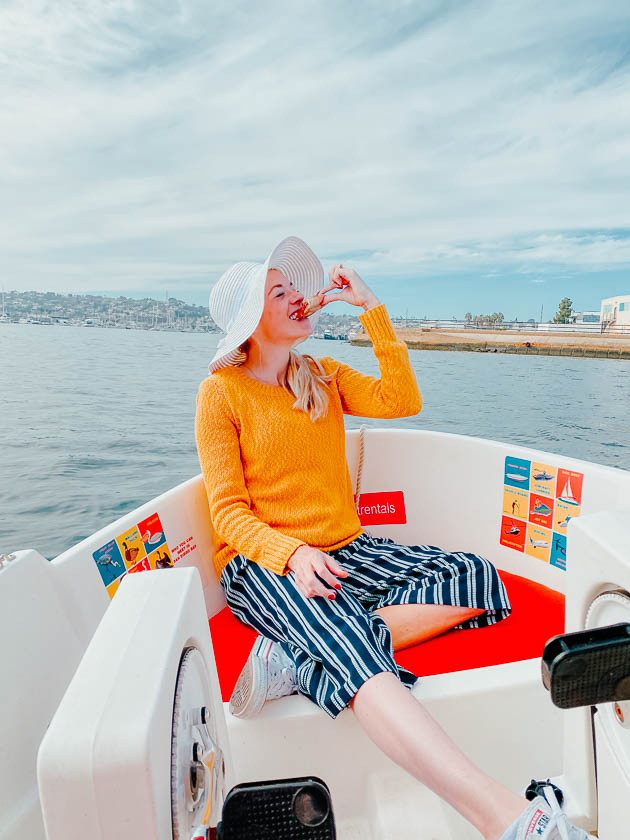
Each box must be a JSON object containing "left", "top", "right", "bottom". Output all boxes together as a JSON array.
[
  {"left": 509, "top": 783, "right": 593, "bottom": 839},
  {"left": 229, "top": 636, "right": 297, "bottom": 718}
]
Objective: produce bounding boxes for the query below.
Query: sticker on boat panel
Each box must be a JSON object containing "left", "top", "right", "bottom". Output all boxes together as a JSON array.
[
  {"left": 148, "top": 547, "right": 173, "bottom": 569},
  {"left": 555, "top": 499, "right": 579, "bottom": 530},
  {"left": 550, "top": 533, "right": 567, "bottom": 570},
  {"left": 504, "top": 457, "right": 531, "bottom": 490},
  {"left": 106, "top": 575, "right": 125, "bottom": 599},
  {"left": 499, "top": 456, "right": 584, "bottom": 570},
  {"left": 356, "top": 491, "right": 406, "bottom": 525},
  {"left": 500, "top": 516, "right": 526, "bottom": 552},
  {"left": 93, "top": 511, "right": 175, "bottom": 600},
  {"left": 530, "top": 462, "right": 557, "bottom": 498},
  {"left": 502, "top": 487, "right": 529, "bottom": 520},
  {"left": 528, "top": 494, "right": 554, "bottom": 529},
  {"left": 172, "top": 535, "right": 197, "bottom": 562},
  {"left": 93, "top": 540, "right": 126, "bottom": 586},
  {"left": 116, "top": 526, "right": 146, "bottom": 569},
  {"left": 137, "top": 512, "right": 167, "bottom": 553},
  {"left": 525, "top": 523, "right": 552, "bottom": 563},
  {"left": 128, "top": 557, "right": 151, "bottom": 574},
  {"left": 556, "top": 469, "right": 583, "bottom": 507}
]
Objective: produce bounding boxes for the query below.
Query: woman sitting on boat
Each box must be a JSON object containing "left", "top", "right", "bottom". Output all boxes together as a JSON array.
[{"left": 195, "top": 236, "right": 590, "bottom": 840}]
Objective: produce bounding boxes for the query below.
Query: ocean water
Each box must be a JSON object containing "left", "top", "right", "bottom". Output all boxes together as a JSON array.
[{"left": 1, "top": 323, "right": 629, "bottom": 560}]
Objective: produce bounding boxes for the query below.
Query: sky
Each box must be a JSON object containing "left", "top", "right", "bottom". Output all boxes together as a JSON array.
[{"left": 2, "top": 0, "right": 630, "bottom": 320}]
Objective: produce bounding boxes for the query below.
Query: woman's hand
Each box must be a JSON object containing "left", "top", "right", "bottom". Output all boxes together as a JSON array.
[
  {"left": 287, "top": 545, "right": 349, "bottom": 599},
  {"left": 318, "top": 264, "right": 381, "bottom": 311}
]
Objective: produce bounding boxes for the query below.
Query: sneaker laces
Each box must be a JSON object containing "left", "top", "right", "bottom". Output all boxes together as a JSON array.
[
  {"left": 265, "top": 643, "right": 297, "bottom": 700},
  {"left": 541, "top": 784, "right": 570, "bottom": 840},
  {"left": 267, "top": 665, "right": 297, "bottom": 700}
]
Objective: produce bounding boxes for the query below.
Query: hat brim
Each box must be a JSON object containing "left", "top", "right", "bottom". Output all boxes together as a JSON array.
[{"left": 208, "top": 236, "right": 325, "bottom": 372}]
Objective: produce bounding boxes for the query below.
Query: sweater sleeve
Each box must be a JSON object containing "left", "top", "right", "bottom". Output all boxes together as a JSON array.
[
  {"left": 321, "top": 303, "right": 422, "bottom": 419},
  {"left": 194, "top": 377, "right": 307, "bottom": 575}
]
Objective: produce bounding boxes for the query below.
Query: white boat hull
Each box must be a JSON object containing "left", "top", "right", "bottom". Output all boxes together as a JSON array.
[{"left": 3, "top": 428, "right": 630, "bottom": 838}]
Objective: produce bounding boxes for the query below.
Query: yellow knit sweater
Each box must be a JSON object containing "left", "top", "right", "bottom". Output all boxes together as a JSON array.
[{"left": 195, "top": 303, "right": 422, "bottom": 578}]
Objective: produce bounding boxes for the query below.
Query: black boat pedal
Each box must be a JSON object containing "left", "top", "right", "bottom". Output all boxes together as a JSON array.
[
  {"left": 542, "top": 622, "right": 630, "bottom": 709},
  {"left": 217, "top": 776, "right": 336, "bottom": 839}
]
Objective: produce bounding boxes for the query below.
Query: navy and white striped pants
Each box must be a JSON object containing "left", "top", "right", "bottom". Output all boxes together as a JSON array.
[{"left": 220, "top": 532, "right": 512, "bottom": 718}]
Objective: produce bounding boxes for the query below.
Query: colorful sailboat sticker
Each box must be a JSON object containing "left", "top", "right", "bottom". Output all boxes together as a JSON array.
[{"left": 558, "top": 475, "right": 579, "bottom": 505}]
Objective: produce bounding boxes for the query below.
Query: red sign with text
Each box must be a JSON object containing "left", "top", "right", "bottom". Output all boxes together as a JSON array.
[{"left": 357, "top": 491, "right": 407, "bottom": 525}]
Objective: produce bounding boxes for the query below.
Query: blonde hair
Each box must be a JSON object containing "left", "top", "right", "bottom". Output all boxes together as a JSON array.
[{"left": 236, "top": 340, "right": 335, "bottom": 423}]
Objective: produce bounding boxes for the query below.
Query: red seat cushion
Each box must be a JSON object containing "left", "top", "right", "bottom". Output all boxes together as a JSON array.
[{"left": 208, "top": 570, "right": 565, "bottom": 702}]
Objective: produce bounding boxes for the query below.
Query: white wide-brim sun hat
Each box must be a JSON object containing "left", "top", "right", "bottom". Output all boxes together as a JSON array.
[{"left": 208, "top": 236, "right": 325, "bottom": 373}]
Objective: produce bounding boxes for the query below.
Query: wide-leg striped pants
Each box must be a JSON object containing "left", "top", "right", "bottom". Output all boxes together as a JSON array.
[{"left": 220, "top": 532, "right": 512, "bottom": 718}]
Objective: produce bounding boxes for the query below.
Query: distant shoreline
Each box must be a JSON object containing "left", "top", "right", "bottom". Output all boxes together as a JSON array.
[
  {"left": 352, "top": 328, "right": 630, "bottom": 361},
  {"left": 0, "top": 320, "right": 217, "bottom": 335},
  {"left": 0, "top": 321, "right": 352, "bottom": 341},
  {"left": 6, "top": 321, "right": 629, "bottom": 359}
]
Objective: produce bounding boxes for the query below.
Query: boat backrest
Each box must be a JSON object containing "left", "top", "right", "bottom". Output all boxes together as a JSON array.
[
  {"left": 47, "top": 428, "right": 630, "bottom": 625},
  {"left": 350, "top": 429, "right": 630, "bottom": 593}
]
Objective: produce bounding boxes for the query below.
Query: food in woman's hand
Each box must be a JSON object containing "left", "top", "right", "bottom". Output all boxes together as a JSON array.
[
  {"left": 290, "top": 292, "right": 326, "bottom": 320},
  {"left": 289, "top": 277, "right": 350, "bottom": 320}
]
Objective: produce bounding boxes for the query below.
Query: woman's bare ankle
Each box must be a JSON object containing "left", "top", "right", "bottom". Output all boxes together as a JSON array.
[{"left": 482, "top": 794, "right": 528, "bottom": 840}]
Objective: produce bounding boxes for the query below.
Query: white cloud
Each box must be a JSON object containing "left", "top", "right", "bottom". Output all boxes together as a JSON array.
[{"left": 1, "top": 0, "right": 630, "bottom": 300}]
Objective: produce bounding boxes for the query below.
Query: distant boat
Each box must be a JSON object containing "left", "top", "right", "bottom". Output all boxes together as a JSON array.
[
  {"left": 529, "top": 537, "right": 549, "bottom": 549},
  {"left": 532, "top": 501, "right": 552, "bottom": 515},
  {"left": 558, "top": 475, "right": 579, "bottom": 505},
  {"left": 533, "top": 470, "right": 554, "bottom": 481},
  {"left": 505, "top": 473, "right": 528, "bottom": 482}
]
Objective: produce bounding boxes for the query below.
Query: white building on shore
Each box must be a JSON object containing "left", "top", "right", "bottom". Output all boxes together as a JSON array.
[
  {"left": 570, "top": 310, "right": 600, "bottom": 325},
  {"left": 601, "top": 294, "right": 630, "bottom": 328}
]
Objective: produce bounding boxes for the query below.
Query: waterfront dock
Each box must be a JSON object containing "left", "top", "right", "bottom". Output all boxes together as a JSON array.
[{"left": 351, "top": 327, "right": 630, "bottom": 360}]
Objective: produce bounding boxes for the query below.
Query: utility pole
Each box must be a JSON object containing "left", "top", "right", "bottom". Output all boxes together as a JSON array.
[{"left": 540, "top": 304, "right": 544, "bottom": 324}]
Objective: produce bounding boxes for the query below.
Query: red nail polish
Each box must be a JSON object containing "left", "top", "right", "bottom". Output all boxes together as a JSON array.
[
  {"left": 328, "top": 593, "right": 336, "bottom": 600},
  {"left": 335, "top": 584, "right": 341, "bottom": 590}
]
